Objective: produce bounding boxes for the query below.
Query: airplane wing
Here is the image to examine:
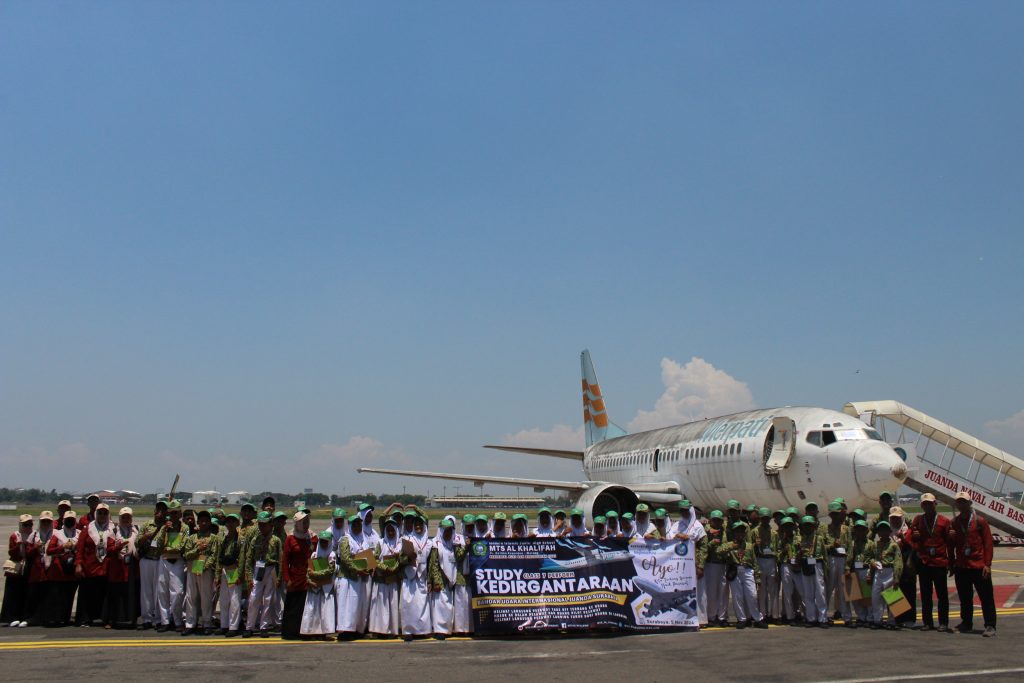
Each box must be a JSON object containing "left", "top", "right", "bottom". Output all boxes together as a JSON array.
[
  {"left": 483, "top": 445, "right": 584, "bottom": 461},
  {"left": 356, "top": 467, "right": 589, "bottom": 493}
]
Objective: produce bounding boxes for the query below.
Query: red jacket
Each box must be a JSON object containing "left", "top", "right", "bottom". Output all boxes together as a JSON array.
[
  {"left": 25, "top": 533, "right": 57, "bottom": 582},
  {"left": 909, "top": 513, "right": 953, "bottom": 568},
  {"left": 105, "top": 535, "right": 134, "bottom": 583},
  {"left": 76, "top": 512, "right": 95, "bottom": 532},
  {"left": 949, "top": 511, "right": 993, "bottom": 570},
  {"left": 75, "top": 525, "right": 111, "bottom": 578},
  {"left": 282, "top": 534, "right": 312, "bottom": 592},
  {"left": 46, "top": 533, "right": 79, "bottom": 582},
  {"left": 7, "top": 532, "right": 28, "bottom": 563}
]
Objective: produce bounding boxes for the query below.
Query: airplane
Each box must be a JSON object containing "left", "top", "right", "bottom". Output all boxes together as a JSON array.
[
  {"left": 538, "top": 540, "right": 635, "bottom": 571},
  {"left": 358, "top": 350, "right": 909, "bottom": 521},
  {"left": 632, "top": 578, "right": 698, "bottom": 619}
]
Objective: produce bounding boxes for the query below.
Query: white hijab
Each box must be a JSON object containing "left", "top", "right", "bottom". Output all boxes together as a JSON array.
[
  {"left": 378, "top": 521, "right": 403, "bottom": 557},
  {"left": 88, "top": 517, "right": 112, "bottom": 562},
  {"left": 404, "top": 521, "right": 431, "bottom": 579},
  {"left": 568, "top": 514, "right": 589, "bottom": 537},
  {"left": 433, "top": 523, "right": 458, "bottom": 586},
  {"left": 443, "top": 515, "right": 464, "bottom": 546},
  {"left": 534, "top": 515, "right": 556, "bottom": 537},
  {"left": 345, "top": 520, "right": 369, "bottom": 556},
  {"left": 512, "top": 518, "right": 531, "bottom": 538},
  {"left": 30, "top": 525, "right": 54, "bottom": 568},
  {"left": 634, "top": 514, "right": 651, "bottom": 537},
  {"left": 358, "top": 508, "right": 379, "bottom": 545},
  {"left": 114, "top": 520, "right": 139, "bottom": 559},
  {"left": 674, "top": 506, "right": 706, "bottom": 540}
]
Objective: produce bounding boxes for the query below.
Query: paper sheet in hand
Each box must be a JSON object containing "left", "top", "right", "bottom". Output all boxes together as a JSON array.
[
  {"left": 881, "top": 587, "right": 912, "bottom": 616},
  {"left": 352, "top": 549, "right": 378, "bottom": 571}
]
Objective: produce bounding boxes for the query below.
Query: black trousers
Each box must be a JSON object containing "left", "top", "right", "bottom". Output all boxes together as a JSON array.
[
  {"left": 0, "top": 574, "right": 29, "bottom": 623},
  {"left": 281, "top": 590, "right": 307, "bottom": 640},
  {"left": 918, "top": 564, "right": 949, "bottom": 627},
  {"left": 954, "top": 567, "right": 996, "bottom": 629},
  {"left": 76, "top": 576, "right": 107, "bottom": 625},
  {"left": 896, "top": 560, "right": 918, "bottom": 624}
]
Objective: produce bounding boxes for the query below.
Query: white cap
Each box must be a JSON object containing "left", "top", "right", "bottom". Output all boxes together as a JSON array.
[
  {"left": 19, "top": 514, "right": 33, "bottom": 524},
  {"left": 119, "top": 507, "right": 133, "bottom": 517},
  {"left": 920, "top": 493, "right": 936, "bottom": 503},
  {"left": 293, "top": 511, "right": 309, "bottom": 522},
  {"left": 955, "top": 491, "right": 972, "bottom": 502}
]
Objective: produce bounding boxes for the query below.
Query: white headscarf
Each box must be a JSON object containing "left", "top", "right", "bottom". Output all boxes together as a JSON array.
[
  {"left": 88, "top": 516, "right": 112, "bottom": 563},
  {"left": 511, "top": 517, "right": 531, "bottom": 538},
  {"left": 433, "top": 522, "right": 458, "bottom": 586},
  {"left": 30, "top": 525, "right": 54, "bottom": 568},
  {"left": 634, "top": 513, "right": 651, "bottom": 538},
  {"left": 378, "top": 520, "right": 403, "bottom": 557},
  {"left": 314, "top": 535, "right": 334, "bottom": 560},
  {"left": 327, "top": 517, "right": 347, "bottom": 553},
  {"left": 443, "top": 515, "right": 464, "bottom": 545},
  {"left": 358, "top": 507, "right": 380, "bottom": 545},
  {"left": 568, "top": 513, "right": 589, "bottom": 537},
  {"left": 673, "top": 505, "right": 706, "bottom": 541},
  {"left": 345, "top": 519, "right": 368, "bottom": 556},
  {"left": 404, "top": 519, "right": 431, "bottom": 580},
  {"left": 114, "top": 519, "right": 139, "bottom": 560},
  {"left": 534, "top": 513, "right": 556, "bottom": 537}
]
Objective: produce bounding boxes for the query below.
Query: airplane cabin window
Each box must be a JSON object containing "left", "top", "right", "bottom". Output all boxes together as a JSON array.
[
  {"left": 806, "top": 431, "right": 822, "bottom": 447},
  {"left": 737, "top": 443, "right": 742, "bottom": 454},
  {"left": 821, "top": 430, "right": 837, "bottom": 446},
  {"left": 729, "top": 443, "right": 735, "bottom": 455}
]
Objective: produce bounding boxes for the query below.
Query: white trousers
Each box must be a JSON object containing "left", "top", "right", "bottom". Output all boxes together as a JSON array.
[
  {"left": 139, "top": 557, "right": 160, "bottom": 625},
  {"left": 800, "top": 564, "right": 827, "bottom": 623},
  {"left": 184, "top": 570, "right": 215, "bottom": 628},
  {"left": 704, "top": 563, "right": 728, "bottom": 621},
  {"left": 826, "top": 555, "right": 851, "bottom": 621},
  {"left": 696, "top": 575, "right": 708, "bottom": 625},
  {"left": 245, "top": 567, "right": 277, "bottom": 631},
  {"left": 429, "top": 587, "right": 455, "bottom": 634},
  {"left": 368, "top": 581, "right": 401, "bottom": 636},
  {"left": 453, "top": 583, "right": 472, "bottom": 634},
  {"left": 157, "top": 557, "right": 186, "bottom": 627},
  {"left": 218, "top": 569, "right": 242, "bottom": 631},
  {"left": 269, "top": 583, "right": 285, "bottom": 628},
  {"left": 871, "top": 567, "right": 896, "bottom": 624},
  {"left": 757, "top": 557, "right": 779, "bottom": 619},
  {"left": 731, "top": 566, "right": 763, "bottom": 623},
  {"left": 781, "top": 563, "right": 802, "bottom": 620}
]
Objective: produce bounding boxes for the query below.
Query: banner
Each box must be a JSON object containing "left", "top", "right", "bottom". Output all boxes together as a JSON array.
[{"left": 468, "top": 537, "right": 698, "bottom": 635}]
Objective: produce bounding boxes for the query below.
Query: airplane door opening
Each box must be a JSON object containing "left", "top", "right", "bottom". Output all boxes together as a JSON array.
[{"left": 764, "top": 417, "right": 796, "bottom": 474}]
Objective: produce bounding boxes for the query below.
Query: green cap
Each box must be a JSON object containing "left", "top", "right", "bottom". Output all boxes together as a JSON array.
[
  {"left": 512, "top": 514, "right": 528, "bottom": 522},
  {"left": 273, "top": 511, "right": 287, "bottom": 520},
  {"left": 800, "top": 515, "right": 816, "bottom": 525},
  {"left": 403, "top": 511, "right": 417, "bottom": 518},
  {"left": 758, "top": 507, "right": 771, "bottom": 516},
  {"left": 207, "top": 507, "right": 219, "bottom": 516},
  {"left": 538, "top": 507, "right": 551, "bottom": 515},
  {"left": 594, "top": 516, "right": 607, "bottom": 524},
  {"left": 605, "top": 510, "right": 619, "bottom": 518},
  {"left": 678, "top": 499, "right": 691, "bottom": 509},
  {"left": 439, "top": 518, "right": 454, "bottom": 528},
  {"left": 852, "top": 508, "right": 866, "bottom": 518},
  {"left": 359, "top": 503, "right": 374, "bottom": 512},
  {"left": 475, "top": 514, "right": 488, "bottom": 522},
  {"left": 785, "top": 506, "right": 799, "bottom": 516},
  {"left": 875, "top": 520, "right": 891, "bottom": 530},
  {"left": 780, "top": 516, "right": 795, "bottom": 526},
  {"left": 462, "top": 514, "right": 476, "bottom": 524},
  {"left": 732, "top": 520, "right": 748, "bottom": 530},
  {"left": 333, "top": 508, "right": 347, "bottom": 518},
  {"left": 621, "top": 512, "right": 634, "bottom": 520},
  {"left": 570, "top": 508, "right": 583, "bottom": 517},
  {"left": 727, "top": 499, "right": 740, "bottom": 510},
  {"left": 833, "top": 497, "right": 846, "bottom": 504},
  {"left": 554, "top": 509, "right": 566, "bottom": 517},
  {"left": 167, "top": 500, "right": 181, "bottom": 510},
  {"left": 745, "top": 504, "right": 758, "bottom": 512},
  {"left": 636, "top": 503, "right": 650, "bottom": 513},
  {"left": 318, "top": 530, "right": 333, "bottom": 540},
  {"left": 804, "top": 501, "right": 820, "bottom": 510},
  {"left": 348, "top": 514, "right": 360, "bottom": 523},
  {"left": 654, "top": 508, "right": 667, "bottom": 519},
  {"left": 256, "top": 511, "right": 272, "bottom": 523},
  {"left": 226, "top": 513, "right": 240, "bottom": 522},
  {"left": 709, "top": 510, "right": 724, "bottom": 519},
  {"left": 493, "top": 512, "right": 507, "bottom": 521},
  {"left": 853, "top": 519, "right": 869, "bottom": 529},
  {"left": 828, "top": 501, "right": 843, "bottom": 512}
]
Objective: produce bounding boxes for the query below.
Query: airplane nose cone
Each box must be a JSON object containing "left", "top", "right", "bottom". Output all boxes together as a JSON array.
[{"left": 854, "top": 443, "right": 907, "bottom": 501}]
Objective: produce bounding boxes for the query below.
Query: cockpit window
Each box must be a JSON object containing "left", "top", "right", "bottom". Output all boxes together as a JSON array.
[
  {"left": 865, "top": 429, "right": 884, "bottom": 441},
  {"left": 806, "top": 431, "right": 822, "bottom": 447},
  {"left": 821, "top": 430, "right": 837, "bottom": 446}
]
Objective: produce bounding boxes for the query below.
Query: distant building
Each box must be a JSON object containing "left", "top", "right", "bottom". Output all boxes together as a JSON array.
[
  {"left": 225, "top": 491, "right": 249, "bottom": 505},
  {"left": 427, "top": 496, "right": 545, "bottom": 509},
  {"left": 190, "top": 490, "right": 223, "bottom": 505}
]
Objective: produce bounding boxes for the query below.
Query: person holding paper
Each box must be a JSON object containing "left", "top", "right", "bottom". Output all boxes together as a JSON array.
[
  {"left": 44, "top": 512, "right": 80, "bottom": 626},
  {"left": 212, "top": 514, "right": 243, "bottom": 636},
  {"left": 673, "top": 500, "right": 707, "bottom": 626},
  {"left": 889, "top": 507, "right": 917, "bottom": 629},
  {"left": 279, "top": 511, "right": 313, "bottom": 640},
  {"left": 797, "top": 515, "right": 828, "bottom": 627},
  {"left": 335, "top": 514, "right": 373, "bottom": 638},
  {"left": 428, "top": 518, "right": 465, "bottom": 639},
  {"left": 823, "top": 501, "right": 852, "bottom": 626},
  {"left": 400, "top": 514, "right": 433, "bottom": 640},
  {"left": 242, "top": 511, "right": 281, "bottom": 638},
  {"left": 135, "top": 500, "right": 167, "bottom": 630},
  {"left": 302, "top": 530, "right": 337, "bottom": 640},
  {"left": 181, "top": 509, "right": 217, "bottom": 635},
  {"left": 154, "top": 500, "right": 188, "bottom": 632},
  {"left": 74, "top": 503, "right": 113, "bottom": 626},
  {"left": 369, "top": 518, "right": 407, "bottom": 637},
  {"left": 103, "top": 507, "right": 138, "bottom": 630},
  {"left": 845, "top": 519, "right": 873, "bottom": 627},
  {"left": 358, "top": 504, "right": 380, "bottom": 550},
  {"left": 867, "top": 520, "right": 904, "bottom": 630}
]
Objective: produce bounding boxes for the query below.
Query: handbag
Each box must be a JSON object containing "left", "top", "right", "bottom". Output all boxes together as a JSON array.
[{"left": 3, "top": 559, "right": 25, "bottom": 577}]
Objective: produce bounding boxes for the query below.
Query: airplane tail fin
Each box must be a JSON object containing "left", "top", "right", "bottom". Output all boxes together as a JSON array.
[{"left": 581, "top": 349, "right": 628, "bottom": 447}]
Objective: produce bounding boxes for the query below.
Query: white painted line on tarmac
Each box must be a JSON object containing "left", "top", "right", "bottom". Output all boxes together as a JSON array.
[
  {"left": 809, "top": 666, "right": 1024, "bottom": 683},
  {"left": 458, "top": 649, "right": 633, "bottom": 660}
]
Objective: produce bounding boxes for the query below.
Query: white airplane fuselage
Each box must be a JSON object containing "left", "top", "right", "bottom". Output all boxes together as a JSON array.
[{"left": 583, "top": 406, "right": 908, "bottom": 513}]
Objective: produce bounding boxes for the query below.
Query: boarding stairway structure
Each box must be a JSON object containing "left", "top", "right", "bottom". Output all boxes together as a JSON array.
[{"left": 844, "top": 400, "right": 1024, "bottom": 541}]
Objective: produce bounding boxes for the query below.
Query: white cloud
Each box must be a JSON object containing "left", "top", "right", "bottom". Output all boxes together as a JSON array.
[
  {"left": 984, "top": 409, "right": 1024, "bottom": 454},
  {"left": 499, "top": 424, "right": 585, "bottom": 451},
  {"left": 628, "top": 357, "right": 755, "bottom": 433},
  {"left": 300, "top": 436, "right": 411, "bottom": 470}
]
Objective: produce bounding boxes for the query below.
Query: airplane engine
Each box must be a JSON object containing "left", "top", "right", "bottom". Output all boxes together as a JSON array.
[{"left": 573, "top": 484, "right": 639, "bottom": 521}]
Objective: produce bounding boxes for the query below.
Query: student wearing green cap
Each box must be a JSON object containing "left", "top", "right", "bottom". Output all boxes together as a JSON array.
[
  {"left": 753, "top": 507, "right": 779, "bottom": 623},
  {"left": 511, "top": 514, "right": 530, "bottom": 538},
  {"left": 181, "top": 509, "right": 217, "bottom": 635},
  {"left": 473, "top": 514, "right": 491, "bottom": 539},
  {"left": 634, "top": 503, "right": 652, "bottom": 537},
  {"left": 136, "top": 500, "right": 167, "bottom": 630},
  {"left": 335, "top": 514, "right": 372, "bottom": 638},
  {"left": 566, "top": 509, "right": 589, "bottom": 538},
  {"left": 619, "top": 512, "right": 636, "bottom": 539},
  {"left": 428, "top": 517, "right": 465, "bottom": 638},
  {"left": 823, "top": 501, "right": 852, "bottom": 625},
  {"left": 671, "top": 500, "right": 707, "bottom": 625},
  {"left": 846, "top": 519, "right": 873, "bottom": 627},
  {"left": 722, "top": 521, "right": 767, "bottom": 628},
  {"left": 269, "top": 511, "right": 289, "bottom": 632},
  {"left": 460, "top": 514, "right": 475, "bottom": 539},
  {"left": 214, "top": 514, "right": 244, "bottom": 636},
  {"left": 553, "top": 510, "right": 568, "bottom": 536},
  {"left": 647, "top": 508, "right": 668, "bottom": 540},
  {"left": 301, "top": 530, "right": 337, "bottom": 640},
  {"left": 777, "top": 517, "right": 801, "bottom": 624},
  {"left": 243, "top": 511, "right": 281, "bottom": 638},
  {"left": 605, "top": 510, "right": 620, "bottom": 537},
  {"left": 534, "top": 508, "right": 557, "bottom": 538},
  {"left": 704, "top": 510, "right": 728, "bottom": 626},
  {"left": 400, "top": 514, "right": 432, "bottom": 639},
  {"left": 155, "top": 500, "right": 188, "bottom": 632},
  {"left": 368, "top": 518, "right": 405, "bottom": 638},
  {"left": 592, "top": 516, "right": 608, "bottom": 540},
  {"left": 324, "top": 508, "right": 348, "bottom": 555},
  {"left": 797, "top": 515, "right": 828, "bottom": 626},
  {"left": 492, "top": 512, "right": 509, "bottom": 539},
  {"left": 868, "top": 520, "right": 903, "bottom": 629}
]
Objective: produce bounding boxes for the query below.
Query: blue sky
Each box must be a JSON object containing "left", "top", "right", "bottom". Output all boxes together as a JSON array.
[{"left": 2, "top": 3, "right": 1022, "bottom": 496}]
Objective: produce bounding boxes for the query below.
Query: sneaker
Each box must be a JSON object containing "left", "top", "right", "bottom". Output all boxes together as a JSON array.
[
  {"left": 225, "top": 630, "right": 240, "bottom": 638},
  {"left": 242, "top": 630, "right": 253, "bottom": 638},
  {"left": 16, "top": 621, "right": 28, "bottom": 628},
  {"left": 755, "top": 620, "right": 769, "bottom": 629},
  {"left": 937, "top": 624, "right": 950, "bottom": 633},
  {"left": 735, "top": 621, "right": 747, "bottom": 629},
  {"left": 259, "top": 629, "right": 269, "bottom": 638},
  {"left": 155, "top": 625, "right": 168, "bottom": 633},
  {"left": 983, "top": 626, "right": 996, "bottom": 638},
  {"left": 955, "top": 623, "right": 973, "bottom": 634},
  {"left": 181, "top": 628, "right": 193, "bottom": 636}
]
